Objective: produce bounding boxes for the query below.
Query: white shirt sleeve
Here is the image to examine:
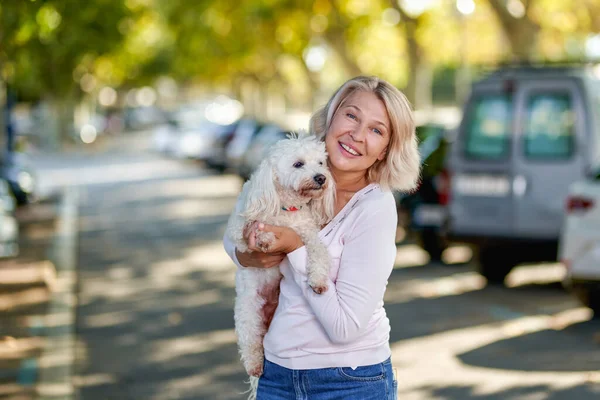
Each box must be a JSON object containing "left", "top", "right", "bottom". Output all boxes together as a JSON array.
[
  {"left": 286, "top": 200, "right": 397, "bottom": 344},
  {"left": 223, "top": 195, "right": 245, "bottom": 269}
]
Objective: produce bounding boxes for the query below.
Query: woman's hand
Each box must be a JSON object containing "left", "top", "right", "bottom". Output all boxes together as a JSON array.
[
  {"left": 247, "top": 222, "right": 304, "bottom": 254},
  {"left": 235, "top": 222, "right": 304, "bottom": 268},
  {"left": 235, "top": 248, "right": 286, "bottom": 269}
]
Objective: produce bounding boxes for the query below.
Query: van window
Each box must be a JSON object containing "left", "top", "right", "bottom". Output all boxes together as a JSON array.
[
  {"left": 464, "top": 94, "right": 512, "bottom": 160},
  {"left": 523, "top": 92, "right": 574, "bottom": 159}
]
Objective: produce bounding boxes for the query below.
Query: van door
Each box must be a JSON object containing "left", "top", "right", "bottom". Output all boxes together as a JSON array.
[
  {"left": 513, "top": 80, "right": 587, "bottom": 239},
  {"left": 449, "top": 89, "right": 515, "bottom": 237}
]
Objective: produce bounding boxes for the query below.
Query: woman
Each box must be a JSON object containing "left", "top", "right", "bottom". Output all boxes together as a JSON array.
[{"left": 223, "top": 76, "right": 420, "bottom": 399}]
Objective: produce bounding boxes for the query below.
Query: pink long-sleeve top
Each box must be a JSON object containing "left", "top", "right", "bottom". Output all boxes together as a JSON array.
[{"left": 223, "top": 183, "right": 397, "bottom": 370}]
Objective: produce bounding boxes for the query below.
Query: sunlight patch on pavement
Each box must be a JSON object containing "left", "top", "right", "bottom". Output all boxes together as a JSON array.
[
  {"left": 39, "top": 159, "right": 194, "bottom": 189},
  {"left": 151, "top": 361, "right": 245, "bottom": 400},
  {"left": 73, "top": 373, "right": 118, "bottom": 388},
  {"left": 186, "top": 241, "right": 236, "bottom": 272},
  {"left": 104, "top": 173, "right": 243, "bottom": 205},
  {"left": 385, "top": 272, "right": 486, "bottom": 304},
  {"left": 147, "top": 329, "right": 237, "bottom": 363},
  {"left": 84, "top": 310, "right": 135, "bottom": 329},
  {"left": 442, "top": 245, "right": 473, "bottom": 265},
  {"left": 394, "top": 244, "right": 430, "bottom": 268},
  {"left": 391, "top": 307, "right": 594, "bottom": 399},
  {"left": 506, "top": 263, "right": 567, "bottom": 288},
  {"left": 161, "top": 198, "right": 237, "bottom": 220}
]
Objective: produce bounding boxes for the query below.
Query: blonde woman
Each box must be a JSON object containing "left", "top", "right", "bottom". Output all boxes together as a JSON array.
[{"left": 224, "top": 76, "right": 420, "bottom": 399}]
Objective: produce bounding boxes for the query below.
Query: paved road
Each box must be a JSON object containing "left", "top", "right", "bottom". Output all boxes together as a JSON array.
[{"left": 34, "top": 132, "right": 600, "bottom": 400}]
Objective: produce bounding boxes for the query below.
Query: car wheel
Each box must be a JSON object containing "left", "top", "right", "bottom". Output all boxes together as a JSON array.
[
  {"left": 476, "top": 246, "right": 515, "bottom": 285},
  {"left": 419, "top": 229, "right": 447, "bottom": 262}
]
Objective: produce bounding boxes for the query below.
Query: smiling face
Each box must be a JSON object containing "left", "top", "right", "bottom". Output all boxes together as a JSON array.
[{"left": 325, "top": 90, "right": 391, "bottom": 181}]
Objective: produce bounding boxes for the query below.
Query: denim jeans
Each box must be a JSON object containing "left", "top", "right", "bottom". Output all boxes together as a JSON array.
[{"left": 256, "top": 357, "right": 398, "bottom": 400}]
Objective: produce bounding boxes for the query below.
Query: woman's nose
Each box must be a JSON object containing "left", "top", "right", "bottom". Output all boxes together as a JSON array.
[{"left": 350, "top": 125, "right": 367, "bottom": 141}]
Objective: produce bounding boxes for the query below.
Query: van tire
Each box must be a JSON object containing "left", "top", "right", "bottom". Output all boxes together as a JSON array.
[
  {"left": 419, "top": 229, "right": 447, "bottom": 262},
  {"left": 571, "top": 286, "right": 600, "bottom": 319},
  {"left": 477, "top": 246, "right": 515, "bottom": 285}
]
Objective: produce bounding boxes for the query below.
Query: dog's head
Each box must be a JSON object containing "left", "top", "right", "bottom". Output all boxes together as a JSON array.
[{"left": 244, "top": 131, "right": 335, "bottom": 225}]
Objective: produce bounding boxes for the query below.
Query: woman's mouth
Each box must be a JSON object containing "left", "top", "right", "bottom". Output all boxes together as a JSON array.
[{"left": 339, "top": 142, "right": 361, "bottom": 157}]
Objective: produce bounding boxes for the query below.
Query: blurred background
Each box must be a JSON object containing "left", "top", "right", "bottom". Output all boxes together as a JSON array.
[{"left": 2, "top": 0, "right": 600, "bottom": 399}]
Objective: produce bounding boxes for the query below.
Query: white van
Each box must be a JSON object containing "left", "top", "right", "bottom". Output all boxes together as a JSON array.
[{"left": 445, "top": 64, "right": 600, "bottom": 284}]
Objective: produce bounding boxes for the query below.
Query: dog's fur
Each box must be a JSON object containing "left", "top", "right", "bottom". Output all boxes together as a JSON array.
[{"left": 226, "top": 132, "right": 335, "bottom": 396}]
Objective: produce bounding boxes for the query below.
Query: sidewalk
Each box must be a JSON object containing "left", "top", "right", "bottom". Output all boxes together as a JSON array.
[{"left": 0, "top": 188, "right": 79, "bottom": 400}]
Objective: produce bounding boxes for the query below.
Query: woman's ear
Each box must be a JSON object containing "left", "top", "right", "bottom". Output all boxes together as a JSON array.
[
  {"left": 377, "top": 146, "right": 388, "bottom": 161},
  {"left": 243, "top": 161, "right": 281, "bottom": 220}
]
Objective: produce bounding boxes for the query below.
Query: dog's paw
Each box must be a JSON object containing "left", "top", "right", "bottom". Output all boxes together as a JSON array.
[
  {"left": 309, "top": 283, "right": 328, "bottom": 294},
  {"left": 255, "top": 231, "right": 275, "bottom": 252},
  {"left": 248, "top": 364, "right": 263, "bottom": 377},
  {"left": 308, "top": 276, "right": 328, "bottom": 294}
]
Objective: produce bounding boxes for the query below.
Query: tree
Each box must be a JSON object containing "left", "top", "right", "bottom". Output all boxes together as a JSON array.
[
  {"left": 486, "top": 0, "right": 540, "bottom": 60},
  {"left": 0, "top": 0, "right": 139, "bottom": 146}
]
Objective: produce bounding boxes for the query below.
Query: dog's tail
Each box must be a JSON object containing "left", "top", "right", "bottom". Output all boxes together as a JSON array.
[{"left": 241, "top": 376, "right": 259, "bottom": 400}]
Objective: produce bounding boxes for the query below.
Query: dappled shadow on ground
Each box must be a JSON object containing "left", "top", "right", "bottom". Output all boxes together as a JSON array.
[
  {"left": 410, "top": 382, "right": 600, "bottom": 400},
  {"left": 75, "top": 169, "right": 251, "bottom": 400},
  {"left": 385, "top": 259, "right": 578, "bottom": 343},
  {"left": 457, "top": 319, "right": 600, "bottom": 372}
]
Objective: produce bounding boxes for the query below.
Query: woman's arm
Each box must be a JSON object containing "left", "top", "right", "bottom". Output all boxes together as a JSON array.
[{"left": 287, "top": 205, "right": 397, "bottom": 344}]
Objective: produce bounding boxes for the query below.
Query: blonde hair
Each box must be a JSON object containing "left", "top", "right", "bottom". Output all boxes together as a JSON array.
[{"left": 309, "top": 76, "right": 420, "bottom": 192}]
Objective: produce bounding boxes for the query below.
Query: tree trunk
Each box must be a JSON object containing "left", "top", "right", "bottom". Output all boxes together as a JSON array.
[
  {"left": 324, "top": 29, "right": 363, "bottom": 77},
  {"left": 487, "top": 0, "right": 540, "bottom": 61},
  {"left": 45, "top": 96, "right": 75, "bottom": 150},
  {"left": 404, "top": 20, "right": 432, "bottom": 111}
]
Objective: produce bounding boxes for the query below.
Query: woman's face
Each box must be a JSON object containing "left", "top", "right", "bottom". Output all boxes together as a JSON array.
[{"left": 325, "top": 90, "right": 391, "bottom": 178}]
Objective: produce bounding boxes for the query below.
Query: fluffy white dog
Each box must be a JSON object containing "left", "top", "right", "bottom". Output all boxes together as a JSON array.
[{"left": 226, "top": 132, "right": 335, "bottom": 391}]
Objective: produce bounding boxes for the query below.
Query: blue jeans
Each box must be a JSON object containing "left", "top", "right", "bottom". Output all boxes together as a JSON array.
[{"left": 257, "top": 357, "right": 398, "bottom": 400}]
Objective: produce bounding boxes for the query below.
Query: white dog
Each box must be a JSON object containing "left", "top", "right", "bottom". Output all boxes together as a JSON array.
[{"left": 226, "top": 132, "right": 335, "bottom": 392}]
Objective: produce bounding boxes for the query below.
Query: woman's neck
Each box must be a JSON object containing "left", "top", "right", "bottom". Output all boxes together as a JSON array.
[{"left": 331, "top": 169, "right": 368, "bottom": 193}]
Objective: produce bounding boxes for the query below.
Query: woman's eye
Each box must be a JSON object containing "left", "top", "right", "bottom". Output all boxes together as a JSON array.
[
  {"left": 293, "top": 161, "right": 304, "bottom": 168},
  {"left": 373, "top": 128, "right": 382, "bottom": 135},
  {"left": 346, "top": 113, "right": 357, "bottom": 120}
]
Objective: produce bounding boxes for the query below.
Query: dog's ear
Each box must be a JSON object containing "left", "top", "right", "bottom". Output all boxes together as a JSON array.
[
  {"left": 310, "top": 178, "right": 336, "bottom": 226},
  {"left": 243, "top": 160, "right": 281, "bottom": 220}
]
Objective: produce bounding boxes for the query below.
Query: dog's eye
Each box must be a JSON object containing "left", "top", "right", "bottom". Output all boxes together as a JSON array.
[
  {"left": 319, "top": 161, "right": 324, "bottom": 166},
  {"left": 293, "top": 161, "right": 304, "bottom": 168}
]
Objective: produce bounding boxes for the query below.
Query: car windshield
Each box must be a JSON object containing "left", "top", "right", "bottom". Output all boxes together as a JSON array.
[{"left": 464, "top": 93, "right": 513, "bottom": 160}]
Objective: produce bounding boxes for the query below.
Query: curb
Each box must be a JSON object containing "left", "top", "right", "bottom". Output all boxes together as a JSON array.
[{"left": 34, "top": 186, "right": 79, "bottom": 400}]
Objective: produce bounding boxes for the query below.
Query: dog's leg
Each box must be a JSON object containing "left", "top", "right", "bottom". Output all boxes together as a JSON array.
[
  {"left": 235, "top": 268, "right": 282, "bottom": 378},
  {"left": 299, "top": 230, "right": 331, "bottom": 294},
  {"left": 234, "top": 269, "right": 267, "bottom": 377}
]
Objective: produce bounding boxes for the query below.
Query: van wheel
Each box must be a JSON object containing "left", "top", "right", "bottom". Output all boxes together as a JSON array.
[
  {"left": 571, "top": 286, "right": 600, "bottom": 319},
  {"left": 419, "top": 229, "right": 447, "bottom": 262},
  {"left": 477, "top": 246, "right": 515, "bottom": 285}
]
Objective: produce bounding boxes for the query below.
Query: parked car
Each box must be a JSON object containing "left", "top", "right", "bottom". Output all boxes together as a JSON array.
[
  {"left": 558, "top": 172, "right": 600, "bottom": 317},
  {"left": 204, "top": 121, "right": 243, "bottom": 172},
  {"left": 2, "top": 151, "right": 37, "bottom": 206},
  {"left": 152, "top": 104, "right": 238, "bottom": 162},
  {"left": 225, "top": 118, "right": 266, "bottom": 173},
  {"left": 445, "top": 64, "right": 600, "bottom": 284},
  {"left": 236, "top": 124, "right": 287, "bottom": 180},
  {"left": 0, "top": 178, "right": 18, "bottom": 257},
  {"left": 398, "top": 123, "right": 451, "bottom": 261}
]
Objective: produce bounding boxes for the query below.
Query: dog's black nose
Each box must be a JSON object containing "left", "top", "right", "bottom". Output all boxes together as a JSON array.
[{"left": 314, "top": 174, "right": 326, "bottom": 186}]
